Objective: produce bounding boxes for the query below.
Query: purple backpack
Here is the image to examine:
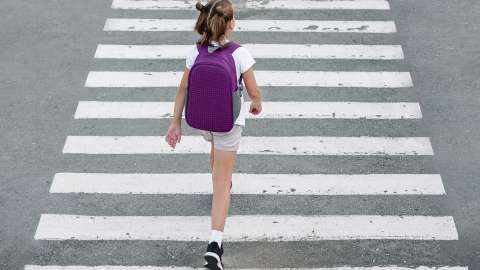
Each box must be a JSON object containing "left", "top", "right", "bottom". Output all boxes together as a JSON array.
[{"left": 185, "top": 41, "right": 243, "bottom": 132}]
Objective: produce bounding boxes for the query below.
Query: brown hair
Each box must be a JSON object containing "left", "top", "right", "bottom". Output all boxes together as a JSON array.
[{"left": 194, "top": 0, "right": 234, "bottom": 47}]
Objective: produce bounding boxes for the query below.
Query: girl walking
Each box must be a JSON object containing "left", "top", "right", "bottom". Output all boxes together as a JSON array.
[{"left": 165, "top": 0, "right": 263, "bottom": 269}]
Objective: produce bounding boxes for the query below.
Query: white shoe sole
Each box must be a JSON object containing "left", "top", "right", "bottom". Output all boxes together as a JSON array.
[{"left": 204, "top": 252, "right": 223, "bottom": 270}]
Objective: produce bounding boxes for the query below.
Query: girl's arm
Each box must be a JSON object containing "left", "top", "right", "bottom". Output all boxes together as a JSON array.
[
  {"left": 243, "top": 67, "right": 261, "bottom": 100},
  {"left": 165, "top": 67, "right": 189, "bottom": 148},
  {"left": 171, "top": 67, "right": 190, "bottom": 124},
  {"left": 242, "top": 67, "right": 262, "bottom": 115}
]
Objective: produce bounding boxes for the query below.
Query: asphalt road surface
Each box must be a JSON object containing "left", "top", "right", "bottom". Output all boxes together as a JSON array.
[{"left": 1, "top": 0, "right": 479, "bottom": 269}]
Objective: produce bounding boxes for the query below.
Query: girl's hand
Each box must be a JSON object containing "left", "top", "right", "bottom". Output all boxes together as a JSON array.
[
  {"left": 249, "top": 99, "right": 262, "bottom": 115},
  {"left": 165, "top": 122, "right": 182, "bottom": 149}
]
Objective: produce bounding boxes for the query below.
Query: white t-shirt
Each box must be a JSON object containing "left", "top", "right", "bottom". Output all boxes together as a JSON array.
[{"left": 185, "top": 40, "right": 256, "bottom": 126}]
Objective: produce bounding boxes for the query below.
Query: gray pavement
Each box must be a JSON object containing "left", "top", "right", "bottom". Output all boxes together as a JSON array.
[{"left": 1, "top": 0, "right": 480, "bottom": 269}]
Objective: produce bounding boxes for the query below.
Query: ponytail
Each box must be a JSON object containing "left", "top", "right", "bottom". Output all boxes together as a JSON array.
[{"left": 194, "top": 0, "right": 234, "bottom": 47}]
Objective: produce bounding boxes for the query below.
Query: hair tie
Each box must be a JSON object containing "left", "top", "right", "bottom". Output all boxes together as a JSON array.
[
  {"left": 195, "top": 1, "right": 207, "bottom": 12},
  {"left": 207, "top": 0, "right": 222, "bottom": 21}
]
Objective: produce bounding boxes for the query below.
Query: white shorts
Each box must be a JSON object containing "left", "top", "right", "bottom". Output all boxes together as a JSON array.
[{"left": 199, "top": 125, "right": 243, "bottom": 152}]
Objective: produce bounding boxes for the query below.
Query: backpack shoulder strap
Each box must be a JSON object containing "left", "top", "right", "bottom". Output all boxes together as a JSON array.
[
  {"left": 196, "top": 43, "right": 209, "bottom": 55},
  {"left": 223, "top": 41, "right": 241, "bottom": 54}
]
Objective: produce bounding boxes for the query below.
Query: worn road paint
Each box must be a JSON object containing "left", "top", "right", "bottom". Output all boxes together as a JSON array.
[
  {"left": 25, "top": 266, "right": 469, "bottom": 270},
  {"left": 34, "top": 214, "right": 458, "bottom": 241},
  {"left": 74, "top": 101, "right": 422, "bottom": 120},
  {"left": 50, "top": 173, "right": 445, "bottom": 195},
  {"left": 246, "top": 0, "right": 390, "bottom": 10},
  {"left": 84, "top": 71, "right": 413, "bottom": 88},
  {"left": 104, "top": 19, "right": 397, "bottom": 33},
  {"left": 94, "top": 44, "right": 404, "bottom": 60},
  {"left": 62, "top": 136, "right": 434, "bottom": 155},
  {"left": 110, "top": 0, "right": 390, "bottom": 10}
]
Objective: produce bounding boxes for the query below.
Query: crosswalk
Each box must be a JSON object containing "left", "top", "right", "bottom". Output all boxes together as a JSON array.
[
  {"left": 24, "top": 267, "right": 469, "bottom": 270},
  {"left": 103, "top": 19, "right": 398, "bottom": 33},
  {"left": 62, "top": 136, "right": 434, "bottom": 155},
  {"left": 30, "top": 0, "right": 465, "bottom": 269},
  {"left": 85, "top": 71, "right": 413, "bottom": 88},
  {"left": 50, "top": 173, "right": 445, "bottom": 195},
  {"left": 35, "top": 214, "right": 457, "bottom": 241},
  {"left": 110, "top": 0, "right": 392, "bottom": 10},
  {"left": 74, "top": 101, "right": 422, "bottom": 119},
  {"left": 94, "top": 44, "right": 405, "bottom": 60}
]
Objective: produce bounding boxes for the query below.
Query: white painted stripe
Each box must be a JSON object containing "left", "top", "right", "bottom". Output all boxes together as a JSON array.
[
  {"left": 34, "top": 214, "right": 458, "bottom": 240},
  {"left": 95, "top": 44, "right": 404, "bottom": 60},
  {"left": 24, "top": 265, "right": 470, "bottom": 270},
  {"left": 104, "top": 19, "right": 397, "bottom": 33},
  {"left": 111, "top": 0, "right": 390, "bottom": 10},
  {"left": 84, "top": 71, "right": 413, "bottom": 88},
  {"left": 62, "top": 136, "right": 434, "bottom": 155},
  {"left": 246, "top": 0, "right": 390, "bottom": 10},
  {"left": 50, "top": 173, "right": 445, "bottom": 195},
  {"left": 111, "top": 0, "right": 195, "bottom": 10},
  {"left": 74, "top": 101, "right": 422, "bottom": 120}
]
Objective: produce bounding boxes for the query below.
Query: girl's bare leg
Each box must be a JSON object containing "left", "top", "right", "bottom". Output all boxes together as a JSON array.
[{"left": 210, "top": 144, "right": 237, "bottom": 231}]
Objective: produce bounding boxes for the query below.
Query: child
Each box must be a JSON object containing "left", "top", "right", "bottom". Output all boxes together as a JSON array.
[{"left": 165, "top": 0, "right": 263, "bottom": 269}]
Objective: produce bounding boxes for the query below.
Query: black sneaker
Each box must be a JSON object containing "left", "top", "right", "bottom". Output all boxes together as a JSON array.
[{"left": 203, "top": 241, "right": 224, "bottom": 270}]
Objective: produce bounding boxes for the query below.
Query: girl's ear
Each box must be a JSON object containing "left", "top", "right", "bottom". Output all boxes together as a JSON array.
[{"left": 227, "top": 19, "right": 235, "bottom": 32}]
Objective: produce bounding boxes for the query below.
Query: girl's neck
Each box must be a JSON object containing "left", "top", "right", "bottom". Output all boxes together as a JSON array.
[{"left": 210, "top": 37, "right": 229, "bottom": 46}]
